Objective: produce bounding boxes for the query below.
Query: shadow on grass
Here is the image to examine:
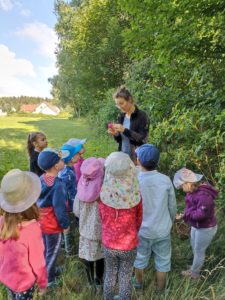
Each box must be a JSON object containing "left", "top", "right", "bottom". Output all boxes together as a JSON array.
[{"left": 0, "top": 127, "right": 30, "bottom": 141}]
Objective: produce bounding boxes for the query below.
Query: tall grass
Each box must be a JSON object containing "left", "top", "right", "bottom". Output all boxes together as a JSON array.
[{"left": 0, "top": 115, "right": 224, "bottom": 300}]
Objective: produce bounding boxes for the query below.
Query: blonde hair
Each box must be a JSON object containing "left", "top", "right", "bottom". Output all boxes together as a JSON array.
[
  {"left": 185, "top": 182, "right": 201, "bottom": 193},
  {"left": 0, "top": 204, "right": 39, "bottom": 240}
]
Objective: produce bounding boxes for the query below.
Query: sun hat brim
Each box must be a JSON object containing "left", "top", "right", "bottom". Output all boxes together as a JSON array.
[
  {"left": 0, "top": 172, "right": 41, "bottom": 213},
  {"left": 66, "top": 138, "right": 87, "bottom": 147},
  {"left": 173, "top": 169, "right": 203, "bottom": 189}
]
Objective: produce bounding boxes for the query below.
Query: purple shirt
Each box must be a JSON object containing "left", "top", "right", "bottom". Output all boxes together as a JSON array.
[{"left": 183, "top": 183, "right": 218, "bottom": 228}]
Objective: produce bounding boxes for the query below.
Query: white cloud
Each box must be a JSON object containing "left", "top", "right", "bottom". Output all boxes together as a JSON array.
[
  {"left": 0, "top": 0, "right": 13, "bottom": 11},
  {"left": 0, "top": 44, "right": 35, "bottom": 78},
  {"left": 20, "top": 8, "right": 31, "bottom": 17},
  {"left": 16, "top": 22, "right": 58, "bottom": 59},
  {"left": 0, "top": 44, "right": 37, "bottom": 97}
]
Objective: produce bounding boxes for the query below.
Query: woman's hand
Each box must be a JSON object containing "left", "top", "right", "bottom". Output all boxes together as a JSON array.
[
  {"left": 113, "top": 124, "right": 125, "bottom": 133},
  {"left": 108, "top": 128, "right": 119, "bottom": 136}
]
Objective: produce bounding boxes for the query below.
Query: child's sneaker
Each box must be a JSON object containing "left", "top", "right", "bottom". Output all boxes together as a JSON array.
[
  {"left": 181, "top": 269, "right": 200, "bottom": 279},
  {"left": 95, "top": 284, "right": 103, "bottom": 295},
  {"left": 132, "top": 277, "right": 143, "bottom": 290},
  {"left": 55, "top": 265, "right": 64, "bottom": 277},
  {"left": 47, "top": 279, "right": 60, "bottom": 288}
]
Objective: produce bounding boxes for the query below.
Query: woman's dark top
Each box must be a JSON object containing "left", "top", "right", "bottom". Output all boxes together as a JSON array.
[
  {"left": 29, "top": 149, "right": 45, "bottom": 176},
  {"left": 114, "top": 106, "right": 149, "bottom": 161}
]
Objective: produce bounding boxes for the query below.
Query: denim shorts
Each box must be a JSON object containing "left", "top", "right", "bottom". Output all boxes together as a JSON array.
[{"left": 134, "top": 234, "right": 171, "bottom": 272}]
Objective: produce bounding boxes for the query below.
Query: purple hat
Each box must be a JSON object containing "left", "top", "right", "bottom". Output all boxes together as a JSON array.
[{"left": 77, "top": 157, "right": 104, "bottom": 202}]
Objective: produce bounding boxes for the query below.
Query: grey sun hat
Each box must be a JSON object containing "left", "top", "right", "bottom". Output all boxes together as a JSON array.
[
  {"left": 66, "top": 138, "right": 87, "bottom": 147},
  {"left": 104, "top": 151, "right": 133, "bottom": 177},
  {"left": 0, "top": 169, "right": 41, "bottom": 213},
  {"left": 173, "top": 168, "right": 203, "bottom": 189}
]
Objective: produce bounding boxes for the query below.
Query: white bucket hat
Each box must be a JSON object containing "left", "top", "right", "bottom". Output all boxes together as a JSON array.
[
  {"left": 173, "top": 168, "right": 203, "bottom": 189},
  {"left": 0, "top": 169, "right": 41, "bottom": 213},
  {"left": 100, "top": 152, "right": 140, "bottom": 209}
]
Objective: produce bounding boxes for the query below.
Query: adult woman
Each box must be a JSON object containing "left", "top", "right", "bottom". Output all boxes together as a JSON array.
[{"left": 108, "top": 86, "right": 149, "bottom": 163}]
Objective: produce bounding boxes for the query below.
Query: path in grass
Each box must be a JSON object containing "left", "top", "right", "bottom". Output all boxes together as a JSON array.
[{"left": 0, "top": 115, "right": 116, "bottom": 180}]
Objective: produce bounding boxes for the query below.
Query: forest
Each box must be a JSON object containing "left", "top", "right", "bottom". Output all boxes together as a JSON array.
[{"left": 52, "top": 0, "right": 224, "bottom": 197}]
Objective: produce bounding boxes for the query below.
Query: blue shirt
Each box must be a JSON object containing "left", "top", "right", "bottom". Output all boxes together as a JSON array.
[
  {"left": 58, "top": 166, "right": 77, "bottom": 211},
  {"left": 121, "top": 117, "right": 131, "bottom": 156},
  {"left": 138, "top": 170, "right": 177, "bottom": 239},
  {"left": 37, "top": 177, "right": 70, "bottom": 230}
]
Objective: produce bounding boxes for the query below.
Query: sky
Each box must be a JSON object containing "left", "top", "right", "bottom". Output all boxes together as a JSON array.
[{"left": 0, "top": 0, "right": 58, "bottom": 98}]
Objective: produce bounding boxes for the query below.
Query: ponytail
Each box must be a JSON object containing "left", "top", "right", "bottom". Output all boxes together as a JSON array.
[
  {"left": 113, "top": 86, "right": 134, "bottom": 103},
  {"left": 27, "top": 132, "right": 43, "bottom": 157}
]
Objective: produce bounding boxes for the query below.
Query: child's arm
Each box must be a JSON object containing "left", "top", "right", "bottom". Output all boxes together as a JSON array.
[
  {"left": 185, "top": 196, "right": 213, "bottom": 221},
  {"left": 168, "top": 180, "right": 177, "bottom": 221},
  {"left": 73, "top": 195, "right": 80, "bottom": 218},
  {"left": 136, "top": 199, "right": 143, "bottom": 231},
  {"left": 53, "top": 181, "right": 70, "bottom": 230},
  {"left": 27, "top": 224, "right": 47, "bottom": 291}
]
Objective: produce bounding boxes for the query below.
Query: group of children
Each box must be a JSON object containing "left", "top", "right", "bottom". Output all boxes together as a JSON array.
[{"left": 0, "top": 131, "right": 218, "bottom": 300}]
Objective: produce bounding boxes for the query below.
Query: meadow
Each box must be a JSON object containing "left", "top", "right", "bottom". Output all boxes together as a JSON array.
[{"left": 0, "top": 115, "right": 224, "bottom": 300}]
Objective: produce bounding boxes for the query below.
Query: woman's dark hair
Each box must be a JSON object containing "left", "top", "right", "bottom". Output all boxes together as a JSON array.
[
  {"left": 113, "top": 86, "right": 134, "bottom": 103},
  {"left": 27, "top": 132, "right": 43, "bottom": 157}
]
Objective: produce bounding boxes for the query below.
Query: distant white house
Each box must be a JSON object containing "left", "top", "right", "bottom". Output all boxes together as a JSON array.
[
  {"left": 20, "top": 102, "right": 60, "bottom": 116},
  {"left": 0, "top": 108, "right": 7, "bottom": 116}
]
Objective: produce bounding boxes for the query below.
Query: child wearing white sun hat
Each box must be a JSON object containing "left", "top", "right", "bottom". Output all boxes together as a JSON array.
[
  {"left": 99, "top": 152, "right": 143, "bottom": 300},
  {"left": 0, "top": 169, "right": 47, "bottom": 299}
]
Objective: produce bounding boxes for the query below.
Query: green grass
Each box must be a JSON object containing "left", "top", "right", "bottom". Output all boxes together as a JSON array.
[
  {"left": 0, "top": 115, "right": 225, "bottom": 300},
  {"left": 0, "top": 114, "right": 116, "bottom": 180}
]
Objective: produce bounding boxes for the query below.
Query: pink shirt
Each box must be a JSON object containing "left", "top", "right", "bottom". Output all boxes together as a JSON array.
[
  {"left": 0, "top": 220, "right": 47, "bottom": 292},
  {"left": 99, "top": 200, "right": 143, "bottom": 250},
  {"left": 73, "top": 157, "right": 84, "bottom": 183}
]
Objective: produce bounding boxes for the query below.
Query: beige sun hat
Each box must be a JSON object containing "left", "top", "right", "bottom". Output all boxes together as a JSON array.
[
  {"left": 0, "top": 169, "right": 41, "bottom": 213},
  {"left": 173, "top": 168, "right": 203, "bottom": 189}
]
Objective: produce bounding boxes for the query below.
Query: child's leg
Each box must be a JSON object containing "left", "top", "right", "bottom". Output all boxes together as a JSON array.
[
  {"left": 117, "top": 248, "right": 137, "bottom": 300},
  {"left": 135, "top": 268, "right": 144, "bottom": 284},
  {"left": 156, "top": 271, "right": 167, "bottom": 291},
  {"left": 95, "top": 258, "right": 104, "bottom": 284},
  {"left": 63, "top": 230, "right": 73, "bottom": 256},
  {"left": 190, "top": 226, "right": 196, "bottom": 252},
  {"left": 7, "top": 285, "right": 35, "bottom": 300},
  {"left": 84, "top": 260, "right": 94, "bottom": 284},
  {"left": 43, "top": 233, "right": 62, "bottom": 283},
  {"left": 191, "top": 226, "right": 217, "bottom": 276},
  {"left": 134, "top": 235, "right": 151, "bottom": 286},
  {"left": 152, "top": 235, "right": 171, "bottom": 291},
  {"left": 103, "top": 247, "right": 119, "bottom": 300}
]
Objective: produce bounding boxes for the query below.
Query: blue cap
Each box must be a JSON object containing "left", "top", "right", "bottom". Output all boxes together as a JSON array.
[
  {"left": 61, "top": 144, "right": 82, "bottom": 163},
  {"left": 38, "top": 148, "right": 69, "bottom": 171},
  {"left": 135, "top": 144, "right": 160, "bottom": 168}
]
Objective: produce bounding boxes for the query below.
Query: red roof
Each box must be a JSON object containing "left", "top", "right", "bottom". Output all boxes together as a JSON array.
[{"left": 20, "top": 104, "right": 39, "bottom": 112}]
